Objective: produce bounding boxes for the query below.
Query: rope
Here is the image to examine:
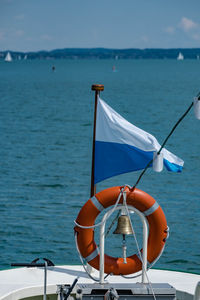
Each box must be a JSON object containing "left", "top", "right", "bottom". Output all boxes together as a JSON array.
[
  {"left": 105, "top": 185, "right": 131, "bottom": 238},
  {"left": 74, "top": 186, "right": 126, "bottom": 230},
  {"left": 121, "top": 244, "right": 166, "bottom": 279},
  {"left": 74, "top": 232, "right": 100, "bottom": 282},
  {"left": 105, "top": 210, "right": 120, "bottom": 239},
  {"left": 122, "top": 192, "right": 146, "bottom": 270},
  {"left": 131, "top": 101, "right": 194, "bottom": 190},
  {"left": 75, "top": 231, "right": 113, "bottom": 282}
]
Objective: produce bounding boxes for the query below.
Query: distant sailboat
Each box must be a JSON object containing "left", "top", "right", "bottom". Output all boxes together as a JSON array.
[
  {"left": 24, "top": 54, "right": 27, "bottom": 60},
  {"left": 5, "top": 52, "right": 12, "bottom": 62},
  {"left": 177, "top": 52, "right": 184, "bottom": 60}
]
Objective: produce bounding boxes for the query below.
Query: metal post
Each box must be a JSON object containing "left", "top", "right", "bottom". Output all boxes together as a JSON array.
[
  {"left": 44, "top": 261, "right": 47, "bottom": 300},
  {"left": 11, "top": 260, "right": 51, "bottom": 299},
  {"left": 141, "top": 218, "right": 148, "bottom": 283},
  {"left": 99, "top": 210, "right": 112, "bottom": 284},
  {"left": 90, "top": 84, "right": 104, "bottom": 197}
]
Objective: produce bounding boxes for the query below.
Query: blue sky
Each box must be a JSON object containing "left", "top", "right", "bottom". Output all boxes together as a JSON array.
[{"left": 1, "top": 0, "right": 200, "bottom": 52}]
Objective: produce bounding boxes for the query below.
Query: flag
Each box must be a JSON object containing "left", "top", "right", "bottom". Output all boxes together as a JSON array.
[{"left": 94, "top": 98, "right": 184, "bottom": 184}]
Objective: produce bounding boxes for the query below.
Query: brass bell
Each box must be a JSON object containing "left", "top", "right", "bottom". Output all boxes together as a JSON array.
[{"left": 113, "top": 215, "right": 133, "bottom": 235}]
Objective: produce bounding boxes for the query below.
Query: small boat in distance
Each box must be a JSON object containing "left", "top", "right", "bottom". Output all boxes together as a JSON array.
[
  {"left": 177, "top": 52, "right": 184, "bottom": 60},
  {"left": 4, "top": 52, "right": 12, "bottom": 62}
]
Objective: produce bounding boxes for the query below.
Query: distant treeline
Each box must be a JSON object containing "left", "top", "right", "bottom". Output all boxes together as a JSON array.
[{"left": 1, "top": 48, "right": 200, "bottom": 60}]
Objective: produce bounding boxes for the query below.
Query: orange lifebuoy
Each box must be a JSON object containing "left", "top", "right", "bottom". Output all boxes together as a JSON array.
[{"left": 74, "top": 186, "right": 168, "bottom": 275}]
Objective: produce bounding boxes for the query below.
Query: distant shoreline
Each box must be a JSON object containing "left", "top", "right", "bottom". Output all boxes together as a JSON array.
[{"left": 1, "top": 47, "right": 200, "bottom": 60}]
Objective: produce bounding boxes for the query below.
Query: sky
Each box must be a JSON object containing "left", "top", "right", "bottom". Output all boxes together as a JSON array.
[{"left": 0, "top": 0, "right": 200, "bottom": 52}]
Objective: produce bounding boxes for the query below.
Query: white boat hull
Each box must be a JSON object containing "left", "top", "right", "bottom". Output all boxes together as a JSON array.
[{"left": 0, "top": 265, "right": 199, "bottom": 300}]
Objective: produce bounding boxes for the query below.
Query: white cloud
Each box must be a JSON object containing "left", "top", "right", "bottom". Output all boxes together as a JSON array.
[
  {"left": 165, "top": 26, "right": 175, "bottom": 34},
  {"left": 15, "top": 14, "right": 25, "bottom": 21},
  {"left": 192, "top": 33, "right": 200, "bottom": 41},
  {"left": 0, "top": 30, "right": 5, "bottom": 40},
  {"left": 41, "top": 34, "right": 52, "bottom": 41},
  {"left": 141, "top": 35, "right": 149, "bottom": 42},
  {"left": 26, "top": 37, "right": 34, "bottom": 41},
  {"left": 15, "top": 30, "right": 24, "bottom": 37},
  {"left": 177, "top": 17, "right": 200, "bottom": 42},
  {"left": 179, "top": 17, "right": 198, "bottom": 32}
]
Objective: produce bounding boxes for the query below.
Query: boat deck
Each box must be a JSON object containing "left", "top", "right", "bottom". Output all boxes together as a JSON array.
[{"left": 0, "top": 265, "right": 199, "bottom": 300}]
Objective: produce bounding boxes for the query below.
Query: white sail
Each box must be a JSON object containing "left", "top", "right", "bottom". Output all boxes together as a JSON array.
[
  {"left": 24, "top": 54, "right": 27, "bottom": 60},
  {"left": 177, "top": 52, "right": 184, "bottom": 60},
  {"left": 5, "top": 52, "right": 12, "bottom": 62}
]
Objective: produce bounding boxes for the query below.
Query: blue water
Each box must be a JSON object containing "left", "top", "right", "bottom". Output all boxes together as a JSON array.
[{"left": 0, "top": 59, "right": 200, "bottom": 274}]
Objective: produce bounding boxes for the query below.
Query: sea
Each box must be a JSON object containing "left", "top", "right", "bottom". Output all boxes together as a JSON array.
[{"left": 0, "top": 58, "right": 200, "bottom": 274}]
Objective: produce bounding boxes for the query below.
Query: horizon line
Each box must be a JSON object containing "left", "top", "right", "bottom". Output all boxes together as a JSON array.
[{"left": 1, "top": 47, "right": 200, "bottom": 53}]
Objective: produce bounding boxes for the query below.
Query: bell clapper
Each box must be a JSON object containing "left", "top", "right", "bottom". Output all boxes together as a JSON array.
[{"left": 122, "top": 234, "right": 127, "bottom": 264}]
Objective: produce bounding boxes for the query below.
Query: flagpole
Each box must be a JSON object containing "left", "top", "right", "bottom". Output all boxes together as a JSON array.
[{"left": 91, "top": 84, "right": 104, "bottom": 197}]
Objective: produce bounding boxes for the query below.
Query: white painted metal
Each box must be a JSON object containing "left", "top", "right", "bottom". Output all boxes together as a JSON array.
[
  {"left": 44, "top": 261, "right": 47, "bottom": 300},
  {"left": 99, "top": 205, "right": 149, "bottom": 284},
  {"left": 141, "top": 213, "right": 148, "bottom": 283},
  {"left": 99, "top": 208, "right": 111, "bottom": 284}
]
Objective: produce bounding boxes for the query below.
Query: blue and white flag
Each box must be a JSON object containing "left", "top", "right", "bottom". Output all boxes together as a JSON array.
[{"left": 94, "top": 98, "right": 184, "bottom": 184}]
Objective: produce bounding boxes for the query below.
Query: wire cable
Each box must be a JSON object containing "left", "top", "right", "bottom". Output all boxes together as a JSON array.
[
  {"left": 131, "top": 101, "right": 194, "bottom": 190},
  {"left": 74, "top": 187, "right": 124, "bottom": 230}
]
